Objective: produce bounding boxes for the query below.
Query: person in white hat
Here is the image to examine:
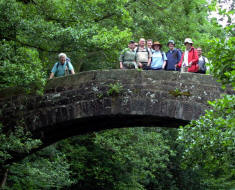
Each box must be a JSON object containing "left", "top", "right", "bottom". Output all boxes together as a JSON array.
[{"left": 176, "top": 38, "right": 199, "bottom": 73}]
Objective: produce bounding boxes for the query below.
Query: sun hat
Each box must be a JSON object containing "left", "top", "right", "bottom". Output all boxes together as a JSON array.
[
  {"left": 167, "top": 40, "right": 175, "bottom": 46},
  {"left": 152, "top": 41, "right": 162, "bottom": 49},
  {"left": 184, "top": 38, "right": 193, "bottom": 44}
]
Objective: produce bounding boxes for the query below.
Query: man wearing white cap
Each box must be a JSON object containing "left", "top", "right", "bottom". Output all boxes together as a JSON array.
[{"left": 176, "top": 38, "right": 199, "bottom": 73}]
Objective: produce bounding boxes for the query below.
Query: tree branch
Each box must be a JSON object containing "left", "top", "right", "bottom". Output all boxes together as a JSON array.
[
  {"left": 94, "top": 13, "right": 116, "bottom": 22},
  {"left": 0, "top": 168, "right": 8, "bottom": 188},
  {"left": 17, "top": 0, "right": 36, "bottom": 5},
  {"left": 3, "top": 36, "right": 77, "bottom": 53},
  {"left": 45, "top": 17, "right": 77, "bottom": 23}
]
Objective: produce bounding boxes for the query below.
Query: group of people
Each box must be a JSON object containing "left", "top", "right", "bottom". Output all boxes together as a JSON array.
[
  {"left": 49, "top": 38, "right": 208, "bottom": 79},
  {"left": 119, "top": 38, "right": 208, "bottom": 73}
]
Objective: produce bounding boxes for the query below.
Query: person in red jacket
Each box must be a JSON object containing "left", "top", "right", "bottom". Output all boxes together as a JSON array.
[{"left": 176, "top": 38, "right": 199, "bottom": 73}]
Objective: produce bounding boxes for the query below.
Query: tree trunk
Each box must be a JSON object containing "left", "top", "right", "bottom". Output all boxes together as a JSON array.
[{"left": 0, "top": 168, "right": 8, "bottom": 189}]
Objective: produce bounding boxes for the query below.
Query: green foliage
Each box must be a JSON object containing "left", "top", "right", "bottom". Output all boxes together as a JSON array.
[
  {"left": 58, "top": 128, "right": 198, "bottom": 190},
  {"left": 137, "top": 68, "right": 143, "bottom": 72},
  {"left": 0, "top": 123, "right": 41, "bottom": 165},
  {"left": 107, "top": 82, "right": 123, "bottom": 96},
  {"left": 5, "top": 147, "right": 74, "bottom": 190},
  {"left": 178, "top": 12, "right": 235, "bottom": 187},
  {"left": 0, "top": 42, "right": 46, "bottom": 94},
  {"left": 127, "top": 0, "right": 223, "bottom": 52},
  {"left": 178, "top": 95, "right": 235, "bottom": 189},
  {"left": 207, "top": 33, "right": 235, "bottom": 88},
  {"left": 0, "top": 0, "right": 224, "bottom": 75},
  {"left": 169, "top": 88, "right": 191, "bottom": 97}
]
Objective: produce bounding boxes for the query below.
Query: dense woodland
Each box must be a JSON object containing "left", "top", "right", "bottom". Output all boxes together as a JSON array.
[{"left": 0, "top": 0, "right": 234, "bottom": 189}]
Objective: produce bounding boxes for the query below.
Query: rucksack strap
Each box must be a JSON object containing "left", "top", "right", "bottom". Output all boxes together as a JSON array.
[
  {"left": 136, "top": 47, "right": 149, "bottom": 55},
  {"left": 56, "top": 62, "right": 60, "bottom": 69},
  {"left": 135, "top": 47, "right": 150, "bottom": 62},
  {"left": 202, "top": 56, "right": 205, "bottom": 63},
  {"left": 161, "top": 51, "right": 164, "bottom": 61},
  {"left": 56, "top": 62, "right": 68, "bottom": 67}
]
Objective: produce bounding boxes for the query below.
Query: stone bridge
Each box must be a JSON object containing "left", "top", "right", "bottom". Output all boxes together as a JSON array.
[{"left": 0, "top": 70, "right": 231, "bottom": 149}]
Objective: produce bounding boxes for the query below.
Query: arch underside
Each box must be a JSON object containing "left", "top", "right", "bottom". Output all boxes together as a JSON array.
[{"left": 33, "top": 114, "right": 189, "bottom": 147}]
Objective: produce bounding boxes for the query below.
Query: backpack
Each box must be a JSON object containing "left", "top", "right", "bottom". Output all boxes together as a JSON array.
[
  {"left": 172, "top": 49, "right": 181, "bottom": 59},
  {"left": 160, "top": 51, "right": 164, "bottom": 61},
  {"left": 198, "top": 56, "right": 207, "bottom": 72},
  {"left": 135, "top": 46, "right": 150, "bottom": 59},
  {"left": 66, "top": 57, "right": 71, "bottom": 62},
  {"left": 55, "top": 61, "right": 71, "bottom": 76},
  {"left": 135, "top": 47, "right": 151, "bottom": 69}
]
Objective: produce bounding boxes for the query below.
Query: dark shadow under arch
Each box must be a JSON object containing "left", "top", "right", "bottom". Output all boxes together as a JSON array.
[{"left": 33, "top": 114, "right": 189, "bottom": 148}]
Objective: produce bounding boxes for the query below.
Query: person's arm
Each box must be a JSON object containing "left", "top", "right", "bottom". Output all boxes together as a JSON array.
[
  {"left": 162, "top": 52, "right": 167, "bottom": 69},
  {"left": 119, "top": 50, "right": 125, "bottom": 69},
  {"left": 120, "top": 62, "right": 123, "bottom": 69},
  {"left": 162, "top": 61, "right": 166, "bottom": 69},
  {"left": 176, "top": 54, "right": 184, "bottom": 68},
  {"left": 49, "top": 72, "right": 55, "bottom": 79},
  {"left": 147, "top": 49, "right": 152, "bottom": 66},
  {"left": 68, "top": 62, "right": 75, "bottom": 74},
  {"left": 147, "top": 58, "right": 151, "bottom": 66},
  {"left": 49, "top": 63, "right": 57, "bottom": 79},
  {"left": 135, "top": 53, "right": 142, "bottom": 68},
  {"left": 177, "top": 50, "right": 182, "bottom": 64}
]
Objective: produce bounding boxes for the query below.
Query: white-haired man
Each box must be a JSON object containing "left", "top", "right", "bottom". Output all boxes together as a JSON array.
[
  {"left": 135, "top": 38, "right": 152, "bottom": 69},
  {"left": 49, "top": 53, "right": 75, "bottom": 79}
]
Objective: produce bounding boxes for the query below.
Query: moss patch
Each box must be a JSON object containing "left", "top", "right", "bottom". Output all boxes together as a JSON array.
[{"left": 169, "top": 88, "right": 191, "bottom": 97}]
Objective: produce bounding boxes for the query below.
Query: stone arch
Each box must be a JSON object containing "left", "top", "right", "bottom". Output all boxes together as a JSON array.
[{"left": 1, "top": 70, "right": 230, "bottom": 149}]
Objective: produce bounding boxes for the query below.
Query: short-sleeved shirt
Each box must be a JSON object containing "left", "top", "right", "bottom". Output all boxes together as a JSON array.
[
  {"left": 135, "top": 47, "right": 152, "bottom": 63},
  {"left": 151, "top": 50, "right": 167, "bottom": 69},
  {"left": 119, "top": 48, "right": 136, "bottom": 63},
  {"left": 51, "top": 62, "right": 74, "bottom": 77}
]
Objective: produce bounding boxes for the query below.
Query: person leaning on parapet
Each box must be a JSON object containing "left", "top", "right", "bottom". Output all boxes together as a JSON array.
[
  {"left": 49, "top": 53, "right": 75, "bottom": 79},
  {"left": 166, "top": 40, "right": 182, "bottom": 71},
  {"left": 119, "top": 40, "right": 137, "bottom": 69},
  {"left": 135, "top": 38, "right": 152, "bottom": 70},
  {"left": 196, "top": 47, "right": 209, "bottom": 74},
  {"left": 176, "top": 38, "right": 199, "bottom": 73},
  {"left": 150, "top": 41, "right": 167, "bottom": 70}
]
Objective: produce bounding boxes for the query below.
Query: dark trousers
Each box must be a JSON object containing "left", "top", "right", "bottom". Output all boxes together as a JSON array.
[{"left": 139, "top": 62, "right": 150, "bottom": 70}]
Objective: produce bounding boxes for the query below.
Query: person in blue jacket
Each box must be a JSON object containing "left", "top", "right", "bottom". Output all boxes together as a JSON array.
[
  {"left": 165, "top": 40, "right": 182, "bottom": 71},
  {"left": 150, "top": 41, "right": 167, "bottom": 70}
]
